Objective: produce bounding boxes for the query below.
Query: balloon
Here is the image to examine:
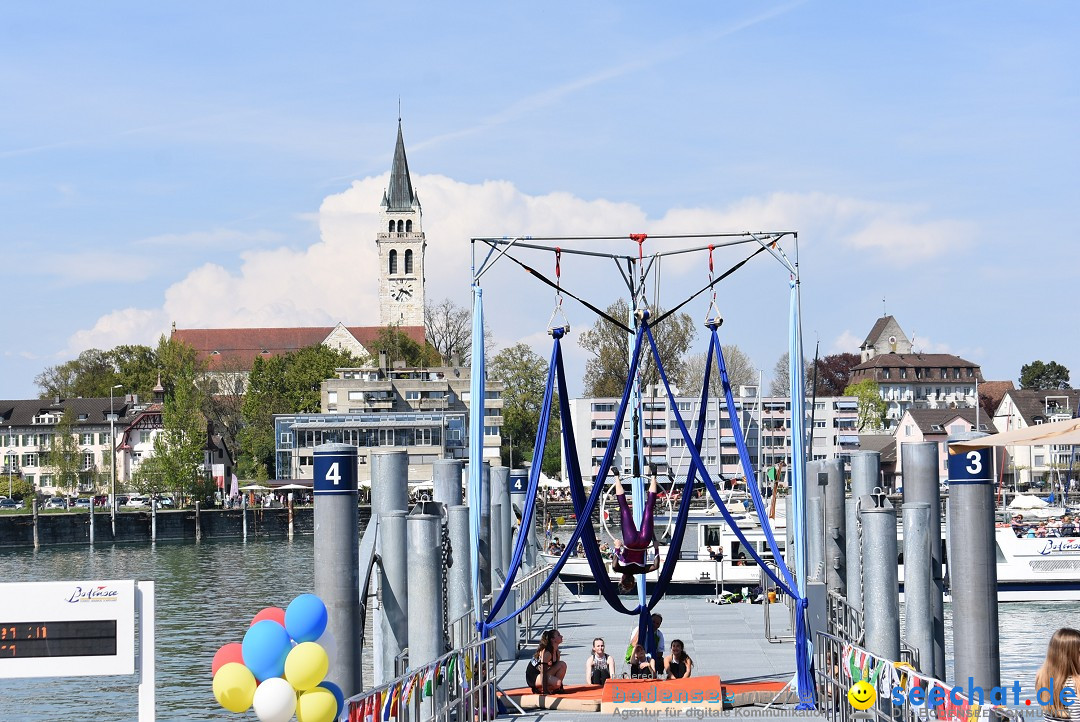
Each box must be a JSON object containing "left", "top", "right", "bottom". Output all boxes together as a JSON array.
[
  {"left": 315, "top": 627, "right": 337, "bottom": 663},
  {"left": 212, "top": 642, "right": 244, "bottom": 677},
  {"left": 213, "top": 662, "right": 256, "bottom": 713},
  {"left": 296, "top": 686, "right": 337, "bottom": 722},
  {"left": 285, "top": 641, "right": 329, "bottom": 691},
  {"left": 251, "top": 606, "right": 287, "bottom": 628},
  {"left": 285, "top": 594, "right": 328, "bottom": 643},
  {"left": 242, "top": 620, "right": 292, "bottom": 681},
  {"left": 253, "top": 676, "right": 298, "bottom": 722},
  {"left": 317, "top": 681, "right": 345, "bottom": 719}
]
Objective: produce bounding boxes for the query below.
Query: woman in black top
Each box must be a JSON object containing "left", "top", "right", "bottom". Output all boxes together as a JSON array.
[
  {"left": 628, "top": 644, "right": 656, "bottom": 679},
  {"left": 664, "top": 639, "right": 693, "bottom": 679},
  {"left": 525, "top": 629, "right": 566, "bottom": 692}
]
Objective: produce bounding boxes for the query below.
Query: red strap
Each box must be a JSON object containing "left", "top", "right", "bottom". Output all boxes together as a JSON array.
[
  {"left": 630, "top": 234, "right": 647, "bottom": 265},
  {"left": 554, "top": 247, "right": 562, "bottom": 292},
  {"left": 708, "top": 244, "right": 714, "bottom": 274}
]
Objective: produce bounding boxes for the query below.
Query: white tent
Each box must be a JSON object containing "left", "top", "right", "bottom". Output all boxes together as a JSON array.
[
  {"left": 952, "top": 417, "right": 1080, "bottom": 449},
  {"left": 539, "top": 474, "right": 569, "bottom": 488},
  {"left": 1007, "top": 494, "right": 1049, "bottom": 510}
]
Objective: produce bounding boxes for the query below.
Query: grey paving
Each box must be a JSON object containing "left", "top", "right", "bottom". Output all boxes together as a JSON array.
[{"left": 494, "top": 584, "right": 824, "bottom": 721}]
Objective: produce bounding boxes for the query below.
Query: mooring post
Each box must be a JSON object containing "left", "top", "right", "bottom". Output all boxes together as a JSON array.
[
  {"left": 241, "top": 494, "right": 247, "bottom": 541},
  {"left": 824, "top": 458, "right": 846, "bottom": 595},
  {"left": 901, "top": 441, "right": 946, "bottom": 679},
  {"left": 947, "top": 433, "right": 1000, "bottom": 691},
  {"left": 151, "top": 498, "right": 157, "bottom": 543},
  {"left": 88, "top": 495, "right": 95, "bottom": 546},
  {"left": 847, "top": 451, "right": 880, "bottom": 614},
  {"left": 860, "top": 491, "right": 900, "bottom": 662},
  {"left": 468, "top": 461, "right": 493, "bottom": 602},
  {"left": 312, "top": 442, "right": 362, "bottom": 698},
  {"left": 446, "top": 505, "right": 473, "bottom": 634},
  {"left": 805, "top": 460, "right": 825, "bottom": 582},
  {"left": 32, "top": 499, "right": 39, "bottom": 549},
  {"left": 371, "top": 448, "right": 409, "bottom": 685},
  {"left": 406, "top": 512, "right": 443, "bottom": 668},
  {"left": 195, "top": 501, "right": 201, "bottom": 542},
  {"left": 492, "top": 465, "right": 512, "bottom": 579},
  {"left": 509, "top": 469, "right": 533, "bottom": 570},
  {"left": 433, "top": 459, "right": 463, "bottom": 507},
  {"left": 902, "top": 502, "right": 933, "bottom": 672}
]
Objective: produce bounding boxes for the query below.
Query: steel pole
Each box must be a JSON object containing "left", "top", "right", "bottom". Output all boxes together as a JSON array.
[
  {"left": 902, "top": 502, "right": 933, "bottom": 673},
  {"left": 433, "top": 459, "right": 463, "bottom": 507},
  {"left": 901, "top": 441, "right": 946, "bottom": 679},
  {"left": 406, "top": 513, "right": 442, "bottom": 668},
  {"left": 848, "top": 451, "right": 881, "bottom": 614},
  {"left": 860, "top": 492, "right": 900, "bottom": 662},
  {"left": 823, "top": 458, "right": 846, "bottom": 595},
  {"left": 447, "top": 505, "right": 473, "bottom": 626}
]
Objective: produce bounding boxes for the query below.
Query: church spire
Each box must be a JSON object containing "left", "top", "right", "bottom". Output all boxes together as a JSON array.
[{"left": 384, "top": 120, "right": 418, "bottom": 212}]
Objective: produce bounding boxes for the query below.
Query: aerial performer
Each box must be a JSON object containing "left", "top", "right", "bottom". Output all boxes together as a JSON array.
[{"left": 610, "top": 467, "right": 662, "bottom": 592}]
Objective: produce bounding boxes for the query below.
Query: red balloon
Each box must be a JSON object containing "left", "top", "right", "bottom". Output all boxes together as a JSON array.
[
  {"left": 250, "top": 607, "right": 286, "bottom": 628},
  {"left": 212, "top": 642, "right": 245, "bottom": 677}
]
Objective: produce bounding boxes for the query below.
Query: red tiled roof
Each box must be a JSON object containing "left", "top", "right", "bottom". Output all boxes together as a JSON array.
[{"left": 171, "top": 326, "right": 425, "bottom": 370}]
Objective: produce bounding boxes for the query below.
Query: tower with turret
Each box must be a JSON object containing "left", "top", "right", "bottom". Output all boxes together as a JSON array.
[{"left": 377, "top": 121, "right": 425, "bottom": 327}]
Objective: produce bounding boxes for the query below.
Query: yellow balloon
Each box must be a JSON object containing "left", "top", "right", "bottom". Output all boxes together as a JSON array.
[
  {"left": 213, "top": 662, "right": 256, "bottom": 713},
  {"left": 285, "top": 641, "right": 329, "bottom": 691},
  {"left": 296, "top": 686, "right": 338, "bottom": 722}
]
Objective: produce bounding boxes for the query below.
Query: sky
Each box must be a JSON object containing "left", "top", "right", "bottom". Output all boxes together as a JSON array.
[{"left": 2, "top": 2, "right": 1077, "bottom": 400}]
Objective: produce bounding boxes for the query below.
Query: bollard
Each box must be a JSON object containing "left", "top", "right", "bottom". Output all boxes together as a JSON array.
[
  {"left": 823, "top": 459, "right": 846, "bottom": 595},
  {"left": 947, "top": 434, "right": 999, "bottom": 690},
  {"left": 447, "top": 505, "right": 473, "bottom": 628},
  {"left": 89, "top": 496, "right": 95, "bottom": 546},
  {"left": 288, "top": 493, "right": 294, "bottom": 540},
  {"left": 195, "top": 501, "right": 202, "bottom": 542},
  {"left": 848, "top": 451, "right": 881, "bottom": 614},
  {"left": 805, "top": 460, "right": 825, "bottom": 582},
  {"left": 860, "top": 492, "right": 900, "bottom": 662},
  {"left": 313, "top": 443, "right": 361, "bottom": 697},
  {"left": 491, "top": 466, "right": 512, "bottom": 579},
  {"left": 491, "top": 502, "right": 504, "bottom": 582},
  {"left": 433, "top": 459, "right": 464, "bottom": 507},
  {"left": 241, "top": 494, "right": 247, "bottom": 541},
  {"left": 468, "top": 462, "right": 492, "bottom": 601},
  {"left": 406, "top": 513, "right": 443, "bottom": 668},
  {"left": 32, "top": 499, "right": 39, "bottom": 549},
  {"left": 377, "top": 511, "right": 409, "bottom": 685},
  {"left": 509, "top": 469, "right": 532, "bottom": 570},
  {"left": 151, "top": 498, "right": 157, "bottom": 543},
  {"left": 902, "top": 502, "right": 933, "bottom": 673},
  {"left": 371, "top": 449, "right": 409, "bottom": 517},
  {"left": 901, "top": 441, "right": 946, "bottom": 679}
]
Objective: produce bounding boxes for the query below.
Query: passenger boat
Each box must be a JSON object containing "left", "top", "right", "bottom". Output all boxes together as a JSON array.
[{"left": 544, "top": 506, "right": 1080, "bottom": 601}]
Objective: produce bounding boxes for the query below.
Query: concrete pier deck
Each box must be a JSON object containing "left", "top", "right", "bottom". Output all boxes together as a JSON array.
[{"left": 495, "top": 584, "right": 825, "bottom": 722}]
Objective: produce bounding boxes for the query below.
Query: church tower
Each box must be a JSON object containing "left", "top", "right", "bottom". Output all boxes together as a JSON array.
[{"left": 377, "top": 121, "right": 426, "bottom": 327}]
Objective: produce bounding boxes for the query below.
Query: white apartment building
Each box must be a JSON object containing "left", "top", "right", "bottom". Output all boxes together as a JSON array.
[{"left": 992, "top": 389, "right": 1080, "bottom": 488}]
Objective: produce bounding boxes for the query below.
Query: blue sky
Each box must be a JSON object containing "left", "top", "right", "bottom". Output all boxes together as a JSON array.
[{"left": 2, "top": 2, "right": 1077, "bottom": 399}]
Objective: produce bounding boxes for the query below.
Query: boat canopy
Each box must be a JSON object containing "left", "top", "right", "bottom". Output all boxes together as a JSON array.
[{"left": 951, "top": 416, "right": 1080, "bottom": 449}]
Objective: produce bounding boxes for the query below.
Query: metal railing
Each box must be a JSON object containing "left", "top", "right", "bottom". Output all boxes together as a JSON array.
[
  {"left": 814, "top": 631, "right": 1020, "bottom": 722},
  {"left": 826, "top": 590, "right": 864, "bottom": 645},
  {"left": 762, "top": 562, "right": 796, "bottom": 643},
  {"left": 346, "top": 635, "right": 498, "bottom": 722},
  {"left": 510, "top": 564, "right": 558, "bottom": 649}
]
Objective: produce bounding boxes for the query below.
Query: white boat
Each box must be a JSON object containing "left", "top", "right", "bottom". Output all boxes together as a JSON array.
[{"left": 545, "top": 507, "right": 1080, "bottom": 601}]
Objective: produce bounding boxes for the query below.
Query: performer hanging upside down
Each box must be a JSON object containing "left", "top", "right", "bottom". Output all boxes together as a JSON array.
[{"left": 611, "top": 468, "right": 662, "bottom": 592}]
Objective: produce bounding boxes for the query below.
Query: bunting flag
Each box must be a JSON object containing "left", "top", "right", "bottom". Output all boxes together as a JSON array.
[
  {"left": 362, "top": 695, "right": 374, "bottom": 722},
  {"left": 463, "top": 651, "right": 473, "bottom": 684},
  {"left": 348, "top": 698, "right": 361, "bottom": 722},
  {"left": 404, "top": 674, "right": 418, "bottom": 705},
  {"left": 447, "top": 654, "right": 458, "bottom": 688},
  {"left": 423, "top": 667, "right": 435, "bottom": 697},
  {"left": 382, "top": 684, "right": 398, "bottom": 721}
]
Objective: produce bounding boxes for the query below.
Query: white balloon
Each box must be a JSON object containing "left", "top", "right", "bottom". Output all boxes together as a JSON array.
[
  {"left": 253, "top": 677, "right": 297, "bottom": 722},
  {"left": 316, "top": 628, "right": 337, "bottom": 663}
]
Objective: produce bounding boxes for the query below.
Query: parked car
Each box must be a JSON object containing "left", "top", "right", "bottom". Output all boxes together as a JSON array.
[
  {"left": 0, "top": 497, "right": 20, "bottom": 510},
  {"left": 156, "top": 496, "right": 176, "bottom": 509},
  {"left": 43, "top": 497, "right": 68, "bottom": 510},
  {"left": 73, "top": 498, "right": 92, "bottom": 509},
  {"left": 125, "top": 496, "right": 150, "bottom": 508}
]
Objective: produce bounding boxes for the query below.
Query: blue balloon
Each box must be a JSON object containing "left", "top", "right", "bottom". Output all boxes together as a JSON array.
[
  {"left": 285, "top": 594, "right": 328, "bottom": 643},
  {"left": 241, "top": 620, "right": 291, "bottom": 681},
  {"left": 318, "top": 680, "right": 345, "bottom": 718}
]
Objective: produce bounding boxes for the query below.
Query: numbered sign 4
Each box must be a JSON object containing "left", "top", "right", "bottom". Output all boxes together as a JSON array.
[{"left": 313, "top": 445, "right": 358, "bottom": 495}]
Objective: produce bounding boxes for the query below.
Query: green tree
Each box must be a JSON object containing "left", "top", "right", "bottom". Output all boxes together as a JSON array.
[
  {"left": 579, "top": 299, "right": 697, "bottom": 397},
  {"left": 1019, "top": 360, "right": 1071, "bottom": 390},
  {"left": 370, "top": 325, "right": 442, "bottom": 368},
  {"left": 44, "top": 409, "right": 81, "bottom": 496},
  {"left": 843, "top": 378, "right": 888, "bottom": 431},
  {"left": 152, "top": 367, "right": 208, "bottom": 504},
  {"left": 35, "top": 349, "right": 117, "bottom": 399},
  {"left": 488, "top": 343, "right": 561, "bottom": 477},
  {"left": 112, "top": 344, "right": 160, "bottom": 401}
]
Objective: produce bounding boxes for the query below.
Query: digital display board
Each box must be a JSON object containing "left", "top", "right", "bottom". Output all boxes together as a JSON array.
[
  {"left": 0, "top": 580, "right": 135, "bottom": 678},
  {"left": 0, "top": 620, "right": 118, "bottom": 658}
]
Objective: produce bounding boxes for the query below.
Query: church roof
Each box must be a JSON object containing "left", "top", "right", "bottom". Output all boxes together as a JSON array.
[
  {"left": 862, "top": 315, "right": 897, "bottom": 348},
  {"left": 171, "top": 326, "right": 425, "bottom": 370},
  {"left": 382, "top": 121, "right": 419, "bottom": 212}
]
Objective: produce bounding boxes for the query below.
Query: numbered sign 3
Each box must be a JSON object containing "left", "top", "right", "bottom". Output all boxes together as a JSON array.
[
  {"left": 947, "top": 446, "right": 992, "bottom": 484},
  {"left": 313, "top": 444, "right": 358, "bottom": 495}
]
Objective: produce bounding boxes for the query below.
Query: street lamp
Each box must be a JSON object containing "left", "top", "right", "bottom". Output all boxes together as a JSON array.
[{"left": 109, "top": 384, "right": 123, "bottom": 534}]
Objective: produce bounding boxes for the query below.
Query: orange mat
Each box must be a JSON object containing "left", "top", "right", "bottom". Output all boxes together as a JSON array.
[
  {"left": 501, "top": 678, "right": 796, "bottom": 712},
  {"left": 602, "top": 676, "right": 725, "bottom": 712}
]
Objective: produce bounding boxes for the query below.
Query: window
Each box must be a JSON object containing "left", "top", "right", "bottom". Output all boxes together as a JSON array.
[
  {"left": 348, "top": 391, "right": 363, "bottom": 401},
  {"left": 280, "top": 432, "right": 292, "bottom": 445},
  {"left": 592, "top": 403, "right": 616, "bottom": 413},
  {"left": 4, "top": 453, "right": 15, "bottom": 470},
  {"left": 416, "top": 428, "right": 433, "bottom": 446},
  {"left": 82, "top": 452, "right": 94, "bottom": 470},
  {"left": 406, "top": 391, "right": 421, "bottom": 400},
  {"left": 882, "top": 369, "right": 890, "bottom": 379},
  {"left": 670, "top": 438, "right": 685, "bottom": 448},
  {"left": 406, "top": 220, "right": 412, "bottom": 232},
  {"left": 677, "top": 402, "right": 693, "bottom": 412},
  {"left": 405, "top": 249, "right": 413, "bottom": 274},
  {"left": 39, "top": 474, "right": 52, "bottom": 486},
  {"left": 591, "top": 439, "right": 608, "bottom": 449},
  {"left": 22, "top": 453, "right": 37, "bottom": 467},
  {"left": 389, "top": 249, "right": 398, "bottom": 274},
  {"left": 328, "top": 391, "right": 338, "bottom": 404},
  {"left": 905, "top": 425, "right": 913, "bottom": 436},
  {"left": 81, "top": 433, "right": 94, "bottom": 445},
  {"left": 379, "top": 429, "right": 395, "bottom": 446},
  {"left": 1034, "top": 455, "right": 1045, "bottom": 467},
  {"left": 483, "top": 426, "right": 500, "bottom": 436},
  {"left": 397, "top": 220, "right": 404, "bottom": 233},
  {"left": 100, "top": 432, "right": 111, "bottom": 445},
  {"left": 388, "top": 220, "right": 395, "bottom": 232}
]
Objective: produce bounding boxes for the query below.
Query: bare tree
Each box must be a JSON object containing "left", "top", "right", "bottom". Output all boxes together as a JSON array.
[
  {"left": 424, "top": 297, "right": 495, "bottom": 365},
  {"left": 680, "top": 346, "right": 757, "bottom": 397},
  {"left": 770, "top": 353, "right": 790, "bottom": 396}
]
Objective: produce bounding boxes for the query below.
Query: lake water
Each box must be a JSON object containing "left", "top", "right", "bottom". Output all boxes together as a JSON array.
[{"left": 0, "top": 538, "right": 1072, "bottom": 720}]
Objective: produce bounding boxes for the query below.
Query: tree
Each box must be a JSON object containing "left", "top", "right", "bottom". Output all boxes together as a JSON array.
[
  {"left": 770, "top": 353, "right": 790, "bottom": 396},
  {"left": 425, "top": 298, "right": 472, "bottom": 364},
  {"left": 680, "top": 346, "right": 757, "bottom": 397},
  {"left": 808, "top": 353, "right": 862, "bottom": 397},
  {"left": 843, "top": 379, "right": 888, "bottom": 431},
  {"left": 370, "top": 325, "right": 442, "bottom": 368},
  {"left": 1020, "top": 360, "right": 1071, "bottom": 390},
  {"left": 488, "top": 343, "right": 561, "bottom": 477},
  {"left": 579, "top": 299, "right": 697, "bottom": 397},
  {"left": 152, "top": 366, "right": 208, "bottom": 504},
  {"left": 35, "top": 349, "right": 116, "bottom": 399},
  {"left": 43, "top": 409, "right": 81, "bottom": 496}
]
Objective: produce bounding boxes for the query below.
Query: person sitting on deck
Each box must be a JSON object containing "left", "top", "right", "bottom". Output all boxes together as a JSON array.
[
  {"left": 627, "top": 613, "right": 666, "bottom": 676},
  {"left": 627, "top": 644, "right": 656, "bottom": 679},
  {"left": 525, "top": 629, "right": 566, "bottom": 693},
  {"left": 664, "top": 639, "right": 694, "bottom": 679},
  {"left": 610, "top": 468, "right": 662, "bottom": 592},
  {"left": 585, "top": 637, "right": 615, "bottom": 685}
]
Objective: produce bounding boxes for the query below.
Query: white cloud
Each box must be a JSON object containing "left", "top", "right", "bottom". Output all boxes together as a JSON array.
[
  {"left": 831, "top": 331, "right": 862, "bottom": 355},
  {"left": 135, "top": 228, "right": 284, "bottom": 249},
  {"left": 66, "top": 176, "right": 977, "bottom": 367}
]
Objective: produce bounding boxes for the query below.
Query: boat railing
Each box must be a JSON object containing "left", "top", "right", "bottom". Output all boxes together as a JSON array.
[
  {"left": 346, "top": 634, "right": 498, "bottom": 722},
  {"left": 826, "top": 590, "right": 864, "bottom": 646},
  {"left": 510, "top": 564, "right": 559, "bottom": 650},
  {"left": 814, "top": 630, "right": 1021, "bottom": 722},
  {"left": 762, "top": 562, "right": 796, "bottom": 643}
]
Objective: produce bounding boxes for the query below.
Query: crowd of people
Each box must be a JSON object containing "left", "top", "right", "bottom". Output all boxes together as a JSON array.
[{"left": 1011, "top": 514, "right": 1077, "bottom": 538}]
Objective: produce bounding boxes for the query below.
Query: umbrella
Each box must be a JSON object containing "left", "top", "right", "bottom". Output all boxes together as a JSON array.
[
  {"left": 275, "top": 483, "right": 311, "bottom": 491},
  {"left": 239, "top": 483, "right": 271, "bottom": 491}
]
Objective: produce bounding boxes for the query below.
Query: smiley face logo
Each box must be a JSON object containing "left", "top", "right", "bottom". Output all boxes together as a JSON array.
[{"left": 847, "top": 680, "right": 876, "bottom": 710}]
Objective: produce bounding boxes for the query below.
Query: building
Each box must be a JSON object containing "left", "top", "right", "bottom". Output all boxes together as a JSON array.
[
  {"left": 0, "top": 396, "right": 135, "bottom": 497},
  {"left": 891, "top": 408, "right": 989, "bottom": 487},
  {"left": 560, "top": 388, "right": 860, "bottom": 483},
  {"left": 849, "top": 316, "right": 985, "bottom": 429},
  {"left": 170, "top": 122, "right": 429, "bottom": 387},
  {"left": 991, "top": 389, "right": 1080, "bottom": 488},
  {"left": 274, "top": 363, "right": 504, "bottom": 482}
]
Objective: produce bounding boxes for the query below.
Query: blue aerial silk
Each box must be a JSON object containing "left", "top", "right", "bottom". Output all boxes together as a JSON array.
[{"left": 468, "top": 284, "right": 485, "bottom": 627}]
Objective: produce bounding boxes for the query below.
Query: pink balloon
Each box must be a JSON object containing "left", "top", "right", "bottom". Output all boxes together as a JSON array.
[
  {"left": 251, "top": 607, "right": 287, "bottom": 628},
  {"left": 212, "top": 642, "right": 245, "bottom": 677}
]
